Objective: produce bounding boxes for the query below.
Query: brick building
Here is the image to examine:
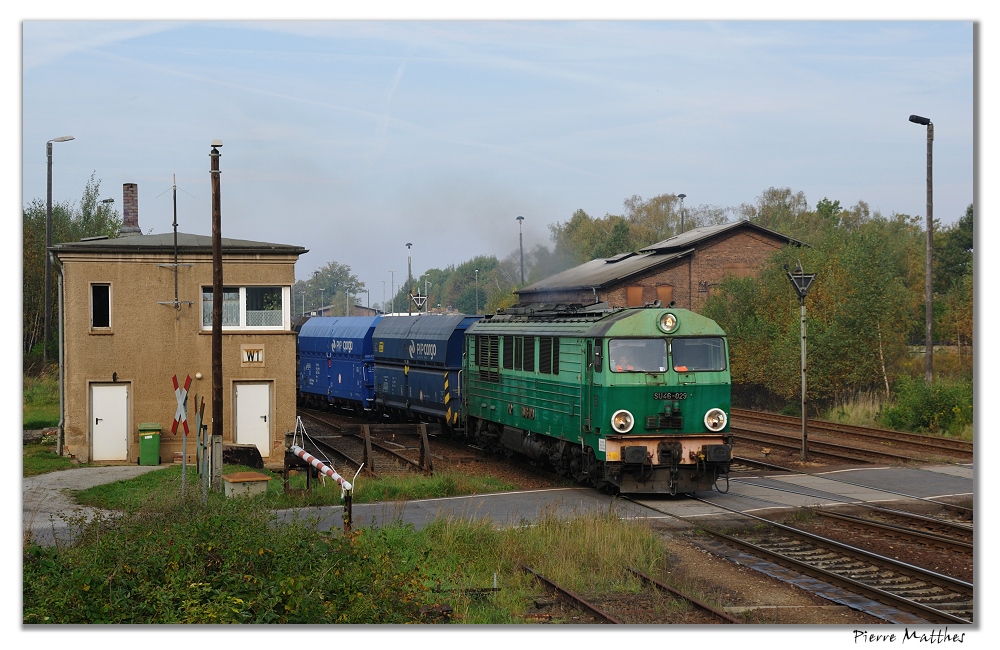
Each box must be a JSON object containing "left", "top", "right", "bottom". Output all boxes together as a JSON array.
[
  {"left": 515, "top": 221, "right": 805, "bottom": 311},
  {"left": 51, "top": 183, "right": 307, "bottom": 464}
]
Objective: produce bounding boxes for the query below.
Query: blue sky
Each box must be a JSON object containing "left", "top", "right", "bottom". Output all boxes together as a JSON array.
[{"left": 19, "top": 18, "right": 975, "bottom": 298}]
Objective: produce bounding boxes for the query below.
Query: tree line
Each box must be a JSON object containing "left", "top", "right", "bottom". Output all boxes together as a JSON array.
[
  {"left": 22, "top": 174, "right": 122, "bottom": 359},
  {"left": 26, "top": 177, "right": 972, "bottom": 422},
  {"left": 295, "top": 187, "right": 972, "bottom": 430}
]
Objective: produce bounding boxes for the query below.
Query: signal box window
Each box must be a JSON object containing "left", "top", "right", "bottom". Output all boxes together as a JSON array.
[
  {"left": 202, "top": 286, "right": 287, "bottom": 330},
  {"left": 91, "top": 283, "right": 111, "bottom": 329}
]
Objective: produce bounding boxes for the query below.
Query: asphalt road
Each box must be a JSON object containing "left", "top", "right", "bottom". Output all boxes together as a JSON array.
[{"left": 23, "top": 462, "right": 973, "bottom": 546}]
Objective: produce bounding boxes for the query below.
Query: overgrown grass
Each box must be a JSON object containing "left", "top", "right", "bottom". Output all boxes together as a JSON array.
[
  {"left": 24, "top": 490, "right": 671, "bottom": 624},
  {"left": 822, "top": 390, "right": 886, "bottom": 428},
  {"left": 23, "top": 373, "right": 59, "bottom": 430},
  {"left": 418, "top": 506, "right": 669, "bottom": 623},
  {"left": 23, "top": 443, "right": 77, "bottom": 476},
  {"left": 820, "top": 380, "right": 973, "bottom": 441},
  {"left": 75, "top": 464, "right": 521, "bottom": 511}
]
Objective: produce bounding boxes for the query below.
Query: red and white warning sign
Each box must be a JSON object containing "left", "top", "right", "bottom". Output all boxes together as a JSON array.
[{"left": 172, "top": 374, "right": 192, "bottom": 435}]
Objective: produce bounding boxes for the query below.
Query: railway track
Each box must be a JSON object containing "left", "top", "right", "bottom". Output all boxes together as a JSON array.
[
  {"left": 296, "top": 410, "right": 415, "bottom": 478},
  {"left": 293, "top": 408, "right": 973, "bottom": 623},
  {"left": 674, "top": 494, "right": 974, "bottom": 624},
  {"left": 731, "top": 409, "right": 973, "bottom": 462},
  {"left": 812, "top": 509, "right": 972, "bottom": 554},
  {"left": 519, "top": 565, "right": 740, "bottom": 624},
  {"left": 701, "top": 527, "right": 972, "bottom": 623},
  {"left": 731, "top": 425, "right": 926, "bottom": 464}
]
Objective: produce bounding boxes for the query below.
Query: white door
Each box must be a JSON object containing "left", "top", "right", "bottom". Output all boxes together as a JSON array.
[
  {"left": 92, "top": 384, "right": 129, "bottom": 461},
  {"left": 235, "top": 382, "right": 271, "bottom": 457}
]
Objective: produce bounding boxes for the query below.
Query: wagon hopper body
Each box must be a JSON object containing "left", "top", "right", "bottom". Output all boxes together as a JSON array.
[
  {"left": 373, "top": 314, "right": 481, "bottom": 426},
  {"left": 297, "top": 315, "right": 381, "bottom": 410}
]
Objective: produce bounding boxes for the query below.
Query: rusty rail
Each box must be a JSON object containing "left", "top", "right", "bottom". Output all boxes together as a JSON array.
[
  {"left": 519, "top": 565, "right": 621, "bottom": 624},
  {"left": 627, "top": 567, "right": 741, "bottom": 623}
]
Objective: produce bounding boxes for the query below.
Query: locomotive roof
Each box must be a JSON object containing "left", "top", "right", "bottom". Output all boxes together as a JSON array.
[{"left": 469, "top": 305, "right": 726, "bottom": 338}]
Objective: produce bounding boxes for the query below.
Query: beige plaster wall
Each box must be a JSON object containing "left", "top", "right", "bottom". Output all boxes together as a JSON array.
[{"left": 58, "top": 250, "right": 299, "bottom": 464}]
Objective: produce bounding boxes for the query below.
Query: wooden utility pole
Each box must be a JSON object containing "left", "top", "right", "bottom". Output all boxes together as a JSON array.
[{"left": 210, "top": 141, "right": 223, "bottom": 488}]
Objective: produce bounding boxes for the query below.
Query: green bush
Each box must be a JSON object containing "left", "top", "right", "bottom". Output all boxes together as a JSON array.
[
  {"left": 23, "top": 499, "right": 434, "bottom": 623},
  {"left": 881, "top": 376, "right": 973, "bottom": 437},
  {"left": 23, "top": 373, "right": 60, "bottom": 429}
]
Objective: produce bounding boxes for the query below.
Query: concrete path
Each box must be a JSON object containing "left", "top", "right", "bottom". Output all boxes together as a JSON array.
[{"left": 22, "top": 465, "right": 172, "bottom": 546}]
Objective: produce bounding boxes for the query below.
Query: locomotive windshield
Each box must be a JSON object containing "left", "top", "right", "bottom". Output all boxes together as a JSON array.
[
  {"left": 671, "top": 337, "right": 727, "bottom": 372},
  {"left": 609, "top": 339, "right": 667, "bottom": 372}
]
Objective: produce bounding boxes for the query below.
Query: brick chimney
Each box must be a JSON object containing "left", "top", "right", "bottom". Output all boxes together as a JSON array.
[{"left": 120, "top": 182, "right": 141, "bottom": 236}]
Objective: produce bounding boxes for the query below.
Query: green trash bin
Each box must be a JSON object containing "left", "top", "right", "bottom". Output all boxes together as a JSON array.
[{"left": 139, "top": 423, "right": 162, "bottom": 466}]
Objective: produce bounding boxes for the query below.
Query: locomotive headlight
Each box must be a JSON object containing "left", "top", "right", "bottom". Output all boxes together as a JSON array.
[
  {"left": 611, "top": 409, "right": 635, "bottom": 434},
  {"left": 704, "top": 408, "right": 728, "bottom": 432},
  {"left": 658, "top": 312, "right": 678, "bottom": 333}
]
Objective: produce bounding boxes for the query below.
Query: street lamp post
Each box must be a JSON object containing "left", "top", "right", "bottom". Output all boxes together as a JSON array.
[
  {"left": 300, "top": 291, "right": 305, "bottom": 316},
  {"left": 785, "top": 262, "right": 816, "bottom": 462},
  {"left": 44, "top": 135, "right": 75, "bottom": 365},
  {"left": 677, "top": 194, "right": 686, "bottom": 234},
  {"left": 474, "top": 269, "right": 479, "bottom": 314},
  {"left": 909, "top": 114, "right": 934, "bottom": 384},
  {"left": 406, "top": 243, "right": 413, "bottom": 316},
  {"left": 516, "top": 216, "right": 525, "bottom": 283},
  {"left": 389, "top": 271, "right": 396, "bottom": 314}
]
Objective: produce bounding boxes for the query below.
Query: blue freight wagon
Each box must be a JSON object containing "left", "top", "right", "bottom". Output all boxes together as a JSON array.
[
  {"left": 298, "top": 316, "right": 382, "bottom": 410},
  {"left": 373, "top": 314, "right": 481, "bottom": 426}
]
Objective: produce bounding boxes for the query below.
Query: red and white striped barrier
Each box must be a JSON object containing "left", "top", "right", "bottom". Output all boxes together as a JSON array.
[{"left": 289, "top": 445, "right": 353, "bottom": 491}]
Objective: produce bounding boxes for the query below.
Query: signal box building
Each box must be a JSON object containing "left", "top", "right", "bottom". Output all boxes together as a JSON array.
[
  {"left": 514, "top": 221, "right": 804, "bottom": 312},
  {"left": 51, "top": 183, "right": 307, "bottom": 464}
]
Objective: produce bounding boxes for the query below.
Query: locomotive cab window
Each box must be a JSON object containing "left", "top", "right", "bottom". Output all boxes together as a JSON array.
[
  {"left": 671, "top": 337, "right": 727, "bottom": 372},
  {"left": 609, "top": 339, "right": 667, "bottom": 373}
]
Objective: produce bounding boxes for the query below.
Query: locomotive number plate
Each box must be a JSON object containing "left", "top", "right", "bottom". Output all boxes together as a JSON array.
[{"left": 653, "top": 392, "right": 687, "bottom": 400}]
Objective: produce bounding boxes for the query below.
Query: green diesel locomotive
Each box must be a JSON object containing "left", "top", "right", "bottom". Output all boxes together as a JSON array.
[{"left": 463, "top": 303, "right": 732, "bottom": 494}]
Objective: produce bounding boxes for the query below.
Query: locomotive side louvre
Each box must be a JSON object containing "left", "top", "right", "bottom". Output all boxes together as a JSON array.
[
  {"left": 463, "top": 305, "right": 732, "bottom": 494},
  {"left": 373, "top": 314, "right": 481, "bottom": 424},
  {"left": 297, "top": 315, "right": 381, "bottom": 410}
]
